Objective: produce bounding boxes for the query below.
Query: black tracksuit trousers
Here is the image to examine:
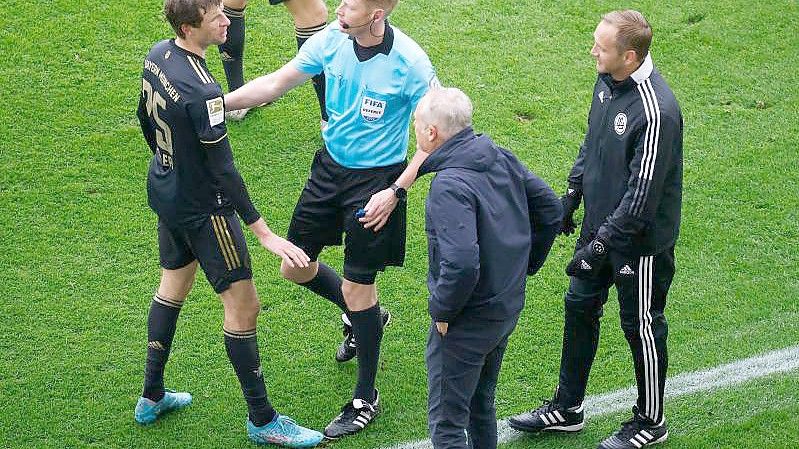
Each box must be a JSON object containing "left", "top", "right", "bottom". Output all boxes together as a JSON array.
[{"left": 558, "top": 246, "right": 675, "bottom": 424}]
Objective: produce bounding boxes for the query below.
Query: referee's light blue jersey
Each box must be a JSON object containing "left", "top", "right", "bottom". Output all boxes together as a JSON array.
[{"left": 293, "top": 22, "right": 438, "bottom": 169}]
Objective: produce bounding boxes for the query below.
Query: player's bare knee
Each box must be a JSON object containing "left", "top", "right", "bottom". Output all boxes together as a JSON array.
[
  {"left": 308, "top": 1, "right": 328, "bottom": 24},
  {"left": 279, "top": 260, "right": 295, "bottom": 280},
  {"left": 224, "top": 297, "right": 260, "bottom": 328},
  {"left": 287, "top": 0, "right": 327, "bottom": 27},
  {"left": 280, "top": 260, "right": 316, "bottom": 283}
]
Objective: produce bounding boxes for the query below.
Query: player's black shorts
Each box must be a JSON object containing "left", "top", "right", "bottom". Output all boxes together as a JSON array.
[
  {"left": 287, "top": 147, "right": 407, "bottom": 284},
  {"left": 268, "top": 0, "right": 284, "bottom": 5},
  {"left": 158, "top": 213, "right": 252, "bottom": 294}
]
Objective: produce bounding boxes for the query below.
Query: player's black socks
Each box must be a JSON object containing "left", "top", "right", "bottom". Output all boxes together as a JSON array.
[
  {"left": 299, "top": 262, "right": 347, "bottom": 312},
  {"left": 349, "top": 303, "right": 382, "bottom": 402},
  {"left": 296, "top": 22, "right": 328, "bottom": 121},
  {"left": 224, "top": 328, "right": 277, "bottom": 427},
  {"left": 219, "top": 6, "right": 246, "bottom": 92},
  {"left": 142, "top": 294, "right": 183, "bottom": 402}
]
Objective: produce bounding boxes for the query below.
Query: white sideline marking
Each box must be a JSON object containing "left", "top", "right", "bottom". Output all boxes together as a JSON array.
[{"left": 386, "top": 345, "right": 799, "bottom": 449}]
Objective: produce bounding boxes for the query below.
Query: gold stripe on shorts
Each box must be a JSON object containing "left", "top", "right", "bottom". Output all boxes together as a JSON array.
[
  {"left": 216, "top": 215, "right": 242, "bottom": 269},
  {"left": 210, "top": 215, "right": 235, "bottom": 270}
]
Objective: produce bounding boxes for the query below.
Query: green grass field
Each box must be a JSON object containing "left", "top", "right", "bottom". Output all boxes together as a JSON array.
[{"left": 1, "top": 0, "right": 798, "bottom": 448}]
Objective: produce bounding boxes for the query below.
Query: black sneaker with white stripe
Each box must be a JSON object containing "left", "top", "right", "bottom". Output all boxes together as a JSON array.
[
  {"left": 597, "top": 407, "right": 667, "bottom": 449},
  {"left": 323, "top": 390, "right": 380, "bottom": 439},
  {"left": 335, "top": 308, "right": 392, "bottom": 363},
  {"left": 508, "top": 394, "right": 584, "bottom": 433}
]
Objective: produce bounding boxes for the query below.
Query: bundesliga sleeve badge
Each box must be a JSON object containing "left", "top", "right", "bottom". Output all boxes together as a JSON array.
[{"left": 206, "top": 97, "right": 224, "bottom": 127}]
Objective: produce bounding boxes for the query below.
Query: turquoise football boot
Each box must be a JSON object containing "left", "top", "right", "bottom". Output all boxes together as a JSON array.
[
  {"left": 134, "top": 389, "right": 192, "bottom": 425},
  {"left": 247, "top": 414, "right": 324, "bottom": 447}
]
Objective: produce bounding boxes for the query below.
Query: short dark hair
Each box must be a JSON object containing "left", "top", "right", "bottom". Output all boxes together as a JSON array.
[
  {"left": 163, "top": 0, "right": 222, "bottom": 39},
  {"left": 601, "top": 10, "right": 652, "bottom": 62}
]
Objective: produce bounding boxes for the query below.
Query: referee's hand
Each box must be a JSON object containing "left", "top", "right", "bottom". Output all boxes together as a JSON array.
[{"left": 360, "top": 188, "right": 398, "bottom": 232}]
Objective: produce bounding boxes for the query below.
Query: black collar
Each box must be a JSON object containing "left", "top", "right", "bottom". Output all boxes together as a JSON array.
[{"left": 351, "top": 22, "right": 394, "bottom": 62}]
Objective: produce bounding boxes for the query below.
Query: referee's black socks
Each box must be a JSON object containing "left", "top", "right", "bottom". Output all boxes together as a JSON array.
[
  {"left": 224, "top": 328, "right": 277, "bottom": 426},
  {"left": 299, "top": 262, "right": 347, "bottom": 312},
  {"left": 142, "top": 294, "right": 183, "bottom": 402},
  {"left": 219, "top": 5, "right": 246, "bottom": 92},
  {"left": 350, "top": 303, "right": 383, "bottom": 402}
]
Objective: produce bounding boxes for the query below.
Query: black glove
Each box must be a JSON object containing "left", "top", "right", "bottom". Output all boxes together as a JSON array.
[
  {"left": 565, "top": 238, "right": 608, "bottom": 279},
  {"left": 560, "top": 186, "right": 582, "bottom": 235}
]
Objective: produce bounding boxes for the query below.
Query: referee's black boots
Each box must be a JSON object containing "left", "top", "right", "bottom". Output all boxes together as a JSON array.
[{"left": 323, "top": 389, "right": 380, "bottom": 439}]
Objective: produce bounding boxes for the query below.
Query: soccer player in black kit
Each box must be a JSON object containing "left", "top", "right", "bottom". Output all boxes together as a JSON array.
[
  {"left": 134, "top": 1, "right": 322, "bottom": 446},
  {"left": 509, "top": 10, "right": 683, "bottom": 449}
]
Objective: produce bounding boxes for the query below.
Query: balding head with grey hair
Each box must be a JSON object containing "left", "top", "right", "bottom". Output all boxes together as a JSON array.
[{"left": 416, "top": 87, "right": 474, "bottom": 141}]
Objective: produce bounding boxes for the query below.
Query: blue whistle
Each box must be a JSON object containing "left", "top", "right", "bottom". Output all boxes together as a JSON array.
[{"left": 355, "top": 208, "right": 367, "bottom": 219}]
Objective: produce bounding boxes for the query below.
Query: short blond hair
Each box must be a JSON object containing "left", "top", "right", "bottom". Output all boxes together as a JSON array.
[
  {"left": 366, "top": 0, "right": 398, "bottom": 14},
  {"left": 601, "top": 10, "right": 652, "bottom": 62}
]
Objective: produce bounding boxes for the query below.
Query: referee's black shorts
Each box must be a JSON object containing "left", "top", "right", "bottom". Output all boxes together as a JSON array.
[
  {"left": 287, "top": 147, "right": 407, "bottom": 285},
  {"left": 158, "top": 212, "right": 253, "bottom": 294}
]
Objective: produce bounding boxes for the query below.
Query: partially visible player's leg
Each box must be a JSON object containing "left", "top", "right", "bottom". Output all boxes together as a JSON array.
[
  {"left": 281, "top": 0, "right": 327, "bottom": 28},
  {"left": 219, "top": 0, "right": 251, "bottom": 121},
  {"left": 135, "top": 222, "right": 197, "bottom": 425},
  {"left": 142, "top": 261, "right": 197, "bottom": 401},
  {"left": 219, "top": 0, "right": 247, "bottom": 92},
  {"left": 206, "top": 213, "right": 322, "bottom": 447},
  {"left": 219, "top": 279, "right": 277, "bottom": 427},
  {"left": 283, "top": 0, "right": 329, "bottom": 122}
]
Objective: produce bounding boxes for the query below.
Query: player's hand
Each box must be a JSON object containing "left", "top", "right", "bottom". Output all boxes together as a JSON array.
[
  {"left": 560, "top": 188, "right": 582, "bottom": 235},
  {"left": 360, "top": 188, "right": 398, "bottom": 232},
  {"left": 435, "top": 321, "right": 449, "bottom": 336},
  {"left": 565, "top": 238, "right": 608, "bottom": 279},
  {"left": 259, "top": 233, "right": 310, "bottom": 268}
]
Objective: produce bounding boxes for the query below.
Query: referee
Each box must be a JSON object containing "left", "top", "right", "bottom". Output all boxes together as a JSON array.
[
  {"left": 509, "top": 10, "right": 683, "bottom": 449},
  {"left": 225, "top": 0, "right": 437, "bottom": 439}
]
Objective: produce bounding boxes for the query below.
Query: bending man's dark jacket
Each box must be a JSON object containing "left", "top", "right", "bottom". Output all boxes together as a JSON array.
[{"left": 418, "top": 127, "right": 562, "bottom": 323}]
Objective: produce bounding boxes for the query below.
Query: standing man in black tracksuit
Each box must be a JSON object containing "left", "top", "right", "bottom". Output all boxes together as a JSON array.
[
  {"left": 509, "top": 10, "right": 683, "bottom": 449},
  {"left": 415, "top": 87, "right": 562, "bottom": 449}
]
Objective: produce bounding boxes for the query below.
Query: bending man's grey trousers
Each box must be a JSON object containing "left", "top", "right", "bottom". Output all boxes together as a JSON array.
[{"left": 426, "top": 315, "right": 519, "bottom": 449}]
